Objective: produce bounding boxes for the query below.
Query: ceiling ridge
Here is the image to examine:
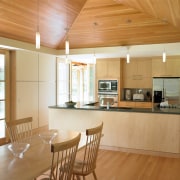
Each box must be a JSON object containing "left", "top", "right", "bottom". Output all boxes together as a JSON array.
[{"left": 57, "top": 0, "right": 89, "bottom": 49}]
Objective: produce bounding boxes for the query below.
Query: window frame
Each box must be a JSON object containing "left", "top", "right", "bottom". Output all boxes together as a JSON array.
[
  {"left": 56, "top": 58, "right": 95, "bottom": 105},
  {"left": 0, "top": 50, "right": 11, "bottom": 145}
]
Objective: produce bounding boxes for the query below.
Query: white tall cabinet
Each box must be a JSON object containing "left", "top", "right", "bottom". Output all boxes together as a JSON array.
[{"left": 14, "top": 50, "right": 56, "bottom": 129}]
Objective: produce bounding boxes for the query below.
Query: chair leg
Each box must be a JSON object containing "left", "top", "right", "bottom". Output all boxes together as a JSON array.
[{"left": 92, "top": 170, "right": 97, "bottom": 180}]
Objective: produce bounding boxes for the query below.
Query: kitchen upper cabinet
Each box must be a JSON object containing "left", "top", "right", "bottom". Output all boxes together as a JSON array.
[
  {"left": 122, "top": 58, "right": 152, "bottom": 88},
  {"left": 152, "top": 57, "right": 180, "bottom": 77},
  {"left": 96, "top": 58, "right": 120, "bottom": 79}
]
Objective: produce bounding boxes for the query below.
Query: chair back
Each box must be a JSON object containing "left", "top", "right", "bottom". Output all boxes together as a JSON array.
[
  {"left": 50, "top": 133, "right": 81, "bottom": 180},
  {"left": 6, "top": 117, "right": 33, "bottom": 143},
  {"left": 81, "top": 122, "right": 103, "bottom": 174}
]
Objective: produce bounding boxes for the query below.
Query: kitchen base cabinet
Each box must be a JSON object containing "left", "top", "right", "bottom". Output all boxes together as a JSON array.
[
  {"left": 49, "top": 108, "right": 180, "bottom": 155},
  {"left": 119, "top": 101, "right": 152, "bottom": 108}
]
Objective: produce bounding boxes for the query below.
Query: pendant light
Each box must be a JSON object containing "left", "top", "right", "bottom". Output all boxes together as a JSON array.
[
  {"left": 162, "top": 51, "right": 166, "bottom": 63},
  {"left": 126, "top": 47, "right": 130, "bottom": 63},
  {"left": 36, "top": 32, "right": 40, "bottom": 49},
  {"left": 64, "top": 27, "right": 70, "bottom": 55},
  {"left": 65, "top": 28, "right": 69, "bottom": 64},
  {"left": 126, "top": 53, "right": 130, "bottom": 63},
  {"left": 93, "top": 50, "right": 96, "bottom": 64},
  {"left": 65, "top": 39, "right": 69, "bottom": 55},
  {"left": 36, "top": 0, "right": 40, "bottom": 49},
  {"left": 92, "top": 22, "right": 97, "bottom": 64}
]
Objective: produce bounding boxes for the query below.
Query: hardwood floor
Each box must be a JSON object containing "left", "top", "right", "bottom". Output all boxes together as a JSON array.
[
  {"left": 83, "top": 149, "right": 180, "bottom": 180},
  {"left": 37, "top": 148, "right": 180, "bottom": 180}
]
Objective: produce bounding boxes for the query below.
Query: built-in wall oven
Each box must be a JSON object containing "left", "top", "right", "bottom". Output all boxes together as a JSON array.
[{"left": 98, "top": 80, "right": 118, "bottom": 107}]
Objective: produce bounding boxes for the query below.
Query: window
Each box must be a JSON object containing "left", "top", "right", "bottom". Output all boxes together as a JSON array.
[
  {"left": 57, "top": 58, "right": 70, "bottom": 104},
  {"left": 72, "top": 64, "right": 95, "bottom": 102},
  {"left": 0, "top": 54, "right": 5, "bottom": 138},
  {"left": 0, "top": 50, "right": 10, "bottom": 144},
  {"left": 57, "top": 58, "right": 95, "bottom": 105}
]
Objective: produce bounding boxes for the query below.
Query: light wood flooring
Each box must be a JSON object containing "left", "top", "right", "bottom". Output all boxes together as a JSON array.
[
  {"left": 37, "top": 148, "right": 180, "bottom": 180},
  {"left": 83, "top": 149, "right": 180, "bottom": 180}
]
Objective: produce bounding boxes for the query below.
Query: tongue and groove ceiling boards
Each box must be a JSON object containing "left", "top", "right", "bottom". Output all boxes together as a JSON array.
[{"left": 0, "top": 0, "right": 180, "bottom": 50}]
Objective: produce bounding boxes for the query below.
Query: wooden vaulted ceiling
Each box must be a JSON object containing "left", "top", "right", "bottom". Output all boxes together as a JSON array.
[{"left": 0, "top": 0, "right": 180, "bottom": 50}]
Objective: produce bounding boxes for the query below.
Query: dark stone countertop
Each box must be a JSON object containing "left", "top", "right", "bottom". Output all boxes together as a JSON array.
[{"left": 49, "top": 101, "right": 180, "bottom": 115}]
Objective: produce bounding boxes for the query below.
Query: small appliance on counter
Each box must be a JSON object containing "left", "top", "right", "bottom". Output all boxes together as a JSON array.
[
  {"left": 133, "top": 93, "right": 144, "bottom": 101},
  {"left": 125, "top": 89, "right": 131, "bottom": 100},
  {"left": 153, "top": 90, "right": 162, "bottom": 103}
]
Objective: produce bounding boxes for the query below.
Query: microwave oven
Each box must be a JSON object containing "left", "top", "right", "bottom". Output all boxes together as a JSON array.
[{"left": 98, "top": 80, "right": 118, "bottom": 94}]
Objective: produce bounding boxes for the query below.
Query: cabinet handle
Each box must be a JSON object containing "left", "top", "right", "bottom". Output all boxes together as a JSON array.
[{"left": 132, "top": 75, "right": 143, "bottom": 80}]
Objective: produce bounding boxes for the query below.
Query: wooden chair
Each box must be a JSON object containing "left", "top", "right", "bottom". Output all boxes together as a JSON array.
[
  {"left": 38, "top": 133, "right": 81, "bottom": 180},
  {"left": 72, "top": 122, "right": 103, "bottom": 180},
  {"left": 6, "top": 117, "right": 33, "bottom": 143}
]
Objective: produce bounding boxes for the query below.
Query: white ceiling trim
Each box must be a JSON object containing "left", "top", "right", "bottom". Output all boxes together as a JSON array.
[{"left": 0, "top": 37, "right": 180, "bottom": 61}]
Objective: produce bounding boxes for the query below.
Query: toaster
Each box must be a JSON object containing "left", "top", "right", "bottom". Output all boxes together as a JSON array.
[{"left": 133, "top": 94, "right": 144, "bottom": 101}]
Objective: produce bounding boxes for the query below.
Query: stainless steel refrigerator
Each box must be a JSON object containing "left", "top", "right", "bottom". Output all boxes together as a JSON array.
[{"left": 153, "top": 77, "right": 180, "bottom": 104}]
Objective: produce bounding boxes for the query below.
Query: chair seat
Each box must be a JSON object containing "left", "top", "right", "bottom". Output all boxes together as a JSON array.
[
  {"left": 72, "top": 122, "right": 103, "bottom": 180},
  {"left": 73, "top": 160, "right": 96, "bottom": 174},
  {"left": 73, "top": 160, "right": 96, "bottom": 176}
]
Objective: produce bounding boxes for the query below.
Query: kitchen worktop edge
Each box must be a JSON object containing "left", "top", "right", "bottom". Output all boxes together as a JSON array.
[{"left": 49, "top": 104, "right": 180, "bottom": 115}]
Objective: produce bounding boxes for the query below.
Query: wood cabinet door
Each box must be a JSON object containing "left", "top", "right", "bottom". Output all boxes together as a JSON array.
[
  {"left": 96, "top": 60, "right": 108, "bottom": 78},
  {"left": 135, "top": 102, "right": 152, "bottom": 108},
  {"left": 123, "top": 58, "right": 152, "bottom": 78},
  {"left": 122, "top": 60, "right": 137, "bottom": 78},
  {"left": 107, "top": 59, "right": 120, "bottom": 78},
  {"left": 137, "top": 59, "right": 152, "bottom": 78},
  {"left": 152, "top": 57, "right": 180, "bottom": 77},
  {"left": 119, "top": 101, "right": 152, "bottom": 108},
  {"left": 122, "top": 58, "right": 152, "bottom": 88},
  {"left": 166, "top": 58, "right": 180, "bottom": 77},
  {"left": 152, "top": 58, "right": 168, "bottom": 77},
  {"left": 96, "top": 59, "right": 120, "bottom": 79},
  {"left": 119, "top": 101, "right": 136, "bottom": 107}
]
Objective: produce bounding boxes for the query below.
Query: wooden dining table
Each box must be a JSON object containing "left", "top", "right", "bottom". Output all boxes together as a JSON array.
[{"left": 0, "top": 130, "right": 86, "bottom": 180}]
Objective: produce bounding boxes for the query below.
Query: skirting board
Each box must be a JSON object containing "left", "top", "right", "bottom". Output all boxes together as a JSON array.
[{"left": 100, "top": 145, "right": 180, "bottom": 158}]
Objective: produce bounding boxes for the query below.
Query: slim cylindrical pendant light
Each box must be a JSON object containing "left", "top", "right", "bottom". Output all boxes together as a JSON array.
[
  {"left": 36, "top": 0, "right": 40, "bottom": 49},
  {"left": 65, "top": 40, "right": 69, "bottom": 55},
  {"left": 93, "top": 53, "right": 96, "bottom": 64},
  {"left": 126, "top": 53, "right": 130, "bottom": 63},
  {"left": 65, "top": 27, "right": 70, "bottom": 55},
  {"left": 163, "top": 51, "right": 166, "bottom": 63},
  {"left": 36, "top": 31, "right": 40, "bottom": 49}
]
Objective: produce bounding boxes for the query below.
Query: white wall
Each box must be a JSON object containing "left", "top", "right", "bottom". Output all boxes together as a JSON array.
[{"left": 16, "top": 50, "right": 56, "bottom": 129}]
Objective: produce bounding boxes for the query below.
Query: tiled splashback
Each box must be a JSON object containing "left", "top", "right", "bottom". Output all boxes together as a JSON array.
[{"left": 121, "top": 88, "right": 152, "bottom": 101}]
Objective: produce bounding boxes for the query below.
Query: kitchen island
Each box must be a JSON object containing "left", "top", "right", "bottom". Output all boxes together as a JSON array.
[{"left": 49, "top": 103, "right": 180, "bottom": 157}]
